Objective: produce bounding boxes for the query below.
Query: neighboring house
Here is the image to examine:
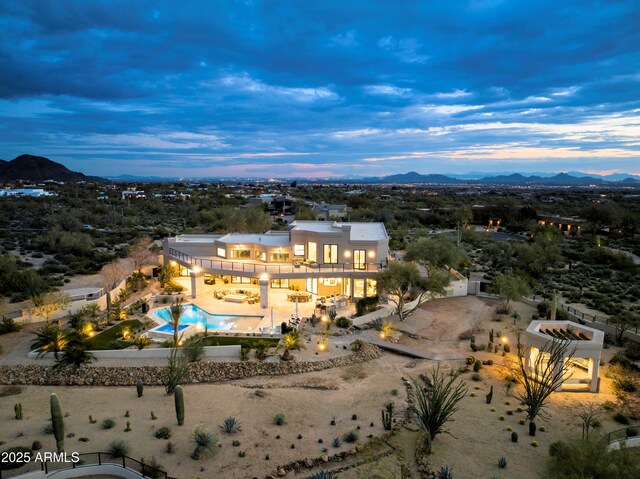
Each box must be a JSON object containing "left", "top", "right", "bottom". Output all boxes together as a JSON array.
[
  {"left": 0, "top": 188, "right": 56, "bottom": 197},
  {"left": 311, "top": 202, "right": 348, "bottom": 221},
  {"left": 538, "top": 214, "right": 585, "bottom": 234},
  {"left": 121, "top": 190, "right": 147, "bottom": 200},
  {"left": 163, "top": 221, "right": 389, "bottom": 301}
]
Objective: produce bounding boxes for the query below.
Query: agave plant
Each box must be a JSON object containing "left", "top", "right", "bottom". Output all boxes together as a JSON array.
[
  {"left": 436, "top": 465, "right": 454, "bottom": 479},
  {"left": 220, "top": 416, "right": 241, "bottom": 434},
  {"left": 310, "top": 471, "right": 338, "bottom": 479},
  {"left": 191, "top": 425, "right": 217, "bottom": 460}
]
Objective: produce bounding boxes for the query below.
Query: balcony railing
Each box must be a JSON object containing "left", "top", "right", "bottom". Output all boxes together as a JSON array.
[{"left": 168, "top": 248, "right": 385, "bottom": 275}]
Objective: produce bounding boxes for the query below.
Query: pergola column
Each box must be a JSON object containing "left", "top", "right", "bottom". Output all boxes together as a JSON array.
[
  {"left": 259, "top": 277, "right": 269, "bottom": 309},
  {"left": 588, "top": 357, "right": 599, "bottom": 393},
  {"left": 190, "top": 271, "right": 205, "bottom": 299}
]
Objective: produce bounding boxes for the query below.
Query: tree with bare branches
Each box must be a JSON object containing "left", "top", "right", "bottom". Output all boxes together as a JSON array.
[
  {"left": 508, "top": 329, "right": 575, "bottom": 428},
  {"left": 129, "top": 236, "right": 156, "bottom": 273},
  {"left": 101, "top": 260, "right": 128, "bottom": 314},
  {"left": 574, "top": 402, "right": 602, "bottom": 439},
  {"left": 31, "top": 292, "right": 71, "bottom": 325}
]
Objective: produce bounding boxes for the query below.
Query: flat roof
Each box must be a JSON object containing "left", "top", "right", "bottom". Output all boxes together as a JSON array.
[
  {"left": 217, "top": 233, "right": 290, "bottom": 247},
  {"left": 290, "top": 221, "right": 388, "bottom": 241}
]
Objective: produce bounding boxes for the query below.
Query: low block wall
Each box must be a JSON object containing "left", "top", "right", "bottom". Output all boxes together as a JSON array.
[
  {"left": 27, "top": 345, "right": 241, "bottom": 360},
  {"left": 0, "top": 344, "right": 382, "bottom": 386}
]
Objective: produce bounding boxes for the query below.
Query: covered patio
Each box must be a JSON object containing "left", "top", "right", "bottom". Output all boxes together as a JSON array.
[{"left": 523, "top": 320, "right": 604, "bottom": 393}]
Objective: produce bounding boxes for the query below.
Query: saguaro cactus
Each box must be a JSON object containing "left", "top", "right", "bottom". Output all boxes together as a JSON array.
[
  {"left": 14, "top": 403, "right": 23, "bottom": 420},
  {"left": 50, "top": 393, "right": 64, "bottom": 452},
  {"left": 381, "top": 402, "right": 394, "bottom": 431},
  {"left": 136, "top": 379, "right": 144, "bottom": 398},
  {"left": 175, "top": 385, "right": 184, "bottom": 426},
  {"left": 485, "top": 386, "right": 493, "bottom": 404},
  {"left": 529, "top": 421, "right": 537, "bottom": 437}
]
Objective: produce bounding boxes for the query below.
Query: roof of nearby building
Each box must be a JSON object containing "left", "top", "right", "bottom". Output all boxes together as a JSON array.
[
  {"left": 217, "top": 233, "right": 290, "bottom": 247},
  {"left": 289, "top": 221, "right": 388, "bottom": 241}
]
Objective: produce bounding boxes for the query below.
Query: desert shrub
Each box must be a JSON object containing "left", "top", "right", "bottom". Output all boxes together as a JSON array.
[
  {"left": 549, "top": 440, "right": 569, "bottom": 458},
  {"left": 613, "top": 412, "right": 630, "bottom": 425},
  {"left": 624, "top": 342, "right": 640, "bottom": 361},
  {"left": 350, "top": 339, "right": 364, "bottom": 352},
  {"left": 107, "top": 439, "right": 129, "bottom": 457},
  {"left": 101, "top": 418, "right": 116, "bottom": 429},
  {"left": 274, "top": 413, "right": 286, "bottom": 426},
  {"left": 356, "top": 296, "right": 379, "bottom": 316},
  {"left": 336, "top": 317, "right": 352, "bottom": 328},
  {"left": 154, "top": 427, "right": 172, "bottom": 440},
  {"left": 182, "top": 336, "right": 205, "bottom": 362},
  {"left": 471, "top": 373, "right": 481, "bottom": 381},
  {"left": 0, "top": 318, "right": 22, "bottom": 335},
  {"left": 343, "top": 430, "right": 359, "bottom": 443}
]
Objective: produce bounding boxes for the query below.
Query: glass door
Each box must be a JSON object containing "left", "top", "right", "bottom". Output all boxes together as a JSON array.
[
  {"left": 307, "top": 242, "right": 317, "bottom": 262},
  {"left": 354, "top": 249, "right": 366, "bottom": 270}
]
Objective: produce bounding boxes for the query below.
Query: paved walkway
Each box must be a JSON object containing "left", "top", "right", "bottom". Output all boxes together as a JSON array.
[{"left": 368, "top": 339, "right": 465, "bottom": 360}]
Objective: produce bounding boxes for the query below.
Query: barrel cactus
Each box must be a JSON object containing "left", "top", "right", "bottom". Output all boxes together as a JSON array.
[
  {"left": 50, "top": 393, "right": 64, "bottom": 452},
  {"left": 175, "top": 385, "right": 184, "bottom": 426}
]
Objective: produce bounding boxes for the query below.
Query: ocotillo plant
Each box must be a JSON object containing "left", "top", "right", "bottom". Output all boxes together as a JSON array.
[
  {"left": 175, "top": 385, "right": 185, "bottom": 426},
  {"left": 50, "top": 393, "right": 64, "bottom": 452},
  {"left": 485, "top": 385, "right": 493, "bottom": 404},
  {"left": 136, "top": 379, "right": 144, "bottom": 398},
  {"left": 14, "top": 403, "right": 23, "bottom": 420}
]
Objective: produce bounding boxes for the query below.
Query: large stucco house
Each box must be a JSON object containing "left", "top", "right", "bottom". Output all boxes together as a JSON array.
[{"left": 163, "top": 221, "right": 389, "bottom": 304}]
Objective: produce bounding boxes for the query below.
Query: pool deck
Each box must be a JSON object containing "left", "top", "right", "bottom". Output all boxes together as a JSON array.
[{"left": 167, "top": 277, "right": 356, "bottom": 334}]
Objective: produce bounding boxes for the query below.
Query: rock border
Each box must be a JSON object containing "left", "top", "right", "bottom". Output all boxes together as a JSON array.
[{"left": 0, "top": 343, "right": 381, "bottom": 386}]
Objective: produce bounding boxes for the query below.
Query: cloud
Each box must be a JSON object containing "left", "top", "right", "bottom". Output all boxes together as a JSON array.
[
  {"left": 213, "top": 73, "right": 339, "bottom": 103},
  {"left": 377, "top": 36, "right": 430, "bottom": 64},
  {"left": 364, "top": 85, "right": 412, "bottom": 97}
]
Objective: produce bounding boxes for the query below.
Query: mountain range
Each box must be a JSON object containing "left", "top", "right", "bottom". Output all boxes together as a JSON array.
[
  {"left": 0, "top": 154, "right": 639, "bottom": 186},
  {"left": 0, "top": 154, "right": 95, "bottom": 182}
]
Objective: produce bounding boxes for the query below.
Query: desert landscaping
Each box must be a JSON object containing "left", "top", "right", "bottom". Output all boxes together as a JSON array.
[{"left": 1, "top": 296, "right": 632, "bottom": 479}]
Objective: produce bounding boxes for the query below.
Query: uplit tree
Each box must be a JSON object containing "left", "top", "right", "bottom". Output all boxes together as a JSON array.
[
  {"left": 129, "top": 236, "right": 156, "bottom": 273},
  {"left": 101, "top": 260, "right": 128, "bottom": 315},
  {"left": 31, "top": 292, "right": 71, "bottom": 325},
  {"left": 376, "top": 261, "right": 427, "bottom": 321},
  {"left": 493, "top": 273, "right": 530, "bottom": 313}
]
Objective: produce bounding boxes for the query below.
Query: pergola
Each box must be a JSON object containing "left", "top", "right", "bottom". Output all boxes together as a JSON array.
[{"left": 524, "top": 320, "right": 604, "bottom": 393}]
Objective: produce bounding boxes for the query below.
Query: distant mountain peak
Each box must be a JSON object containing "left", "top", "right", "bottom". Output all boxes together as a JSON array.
[{"left": 0, "top": 154, "right": 99, "bottom": 182}]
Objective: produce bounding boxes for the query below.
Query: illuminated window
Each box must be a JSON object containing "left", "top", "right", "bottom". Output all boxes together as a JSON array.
[
  {"left": 255, "top": 251, "right": 266, "bottom": 261},
  {"left": 354, "top": 279, "right": 365, "bottom": 298},
  {"left": 353, "top": 250, "right": 366, "bottom": 269},
  {"left": 230, "top": 249, "right": 251, "bottom": 259},
  {"left": 271, "top": 279, "right": 289, "bottom": 288},
  {"left": 366, "top": 279, "right": 377, "bottom": 297},
  {"left": 307, "top": 242, "right": 317, "bottom": 262},
  {"left": 217, "top": 247, "right": 226, "bottom": 258},
  {"left": 323, "top": 244, "right": 338, "bottom": 264},
  {"left": 293, "top": 244, "right": 305, "bottom": 256},
  {"left": 270, "top": 252, "right": 290, "bottom": 262}
]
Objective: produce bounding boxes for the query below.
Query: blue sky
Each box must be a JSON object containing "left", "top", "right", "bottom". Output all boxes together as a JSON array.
[{"left": 1, "top": 0, "right": 640, "bottom": 178}]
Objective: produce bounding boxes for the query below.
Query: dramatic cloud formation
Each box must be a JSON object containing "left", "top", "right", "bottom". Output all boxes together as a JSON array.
[{"left": 0, "top": 0, "right": 639, "bottom": 177}]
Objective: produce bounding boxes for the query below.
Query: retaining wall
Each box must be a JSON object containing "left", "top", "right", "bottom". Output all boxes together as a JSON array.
[
  {"left": 0, "top": 343, "right": 381, "bottom": 386},
  {"left": 26, "top": 345, "right": 241, "bottom": 360}
]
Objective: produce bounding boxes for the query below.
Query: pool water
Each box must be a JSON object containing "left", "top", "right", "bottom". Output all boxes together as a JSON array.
[
  {"left": 151, "top": 304, "right": 263, "bottom": 331},
  {"left": 154, "top": 323, "right": 190, "bottom": 334}
]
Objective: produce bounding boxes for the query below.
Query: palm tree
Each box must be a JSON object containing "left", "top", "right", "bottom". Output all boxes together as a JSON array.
[
  {"left": 168, "top": 300, "right": 185, "bottom": 346},
  {"left": 53, "top": 333, "right": 95, "bottom": 369},
  {"left": 276, "top": 329, "right": 305, "bottom": 361},
  {"left": 31, "top": 325, "right": 69, "bottom": 360}
]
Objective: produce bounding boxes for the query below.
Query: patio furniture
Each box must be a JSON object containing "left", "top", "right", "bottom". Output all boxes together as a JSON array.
[{"left": 225, "top": 294, "right": 249, "bottom": 303}]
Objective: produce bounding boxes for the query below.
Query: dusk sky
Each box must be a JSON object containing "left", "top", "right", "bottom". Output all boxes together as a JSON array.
[{"left": 1, "top": 1, "right": 640, "bottom": 178}]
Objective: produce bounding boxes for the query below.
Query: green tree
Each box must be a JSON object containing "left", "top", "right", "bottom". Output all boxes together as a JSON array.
[
  {"left": 405, "top": 237, "right": 466, "bottom": 273},
  {"left": 376, "top": 261, "right": 426, "bottom": 321},
  {"left": 492, "top": 274, "right": 530, "bottom": 313}
]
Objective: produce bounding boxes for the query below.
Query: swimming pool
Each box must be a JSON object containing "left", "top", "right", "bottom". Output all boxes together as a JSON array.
[
  {"left": 153, "top": 323, "right": 190, "bottom": 334},
  {"left": 150, "top": 304, "right": 263, "bottom": 331}
]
